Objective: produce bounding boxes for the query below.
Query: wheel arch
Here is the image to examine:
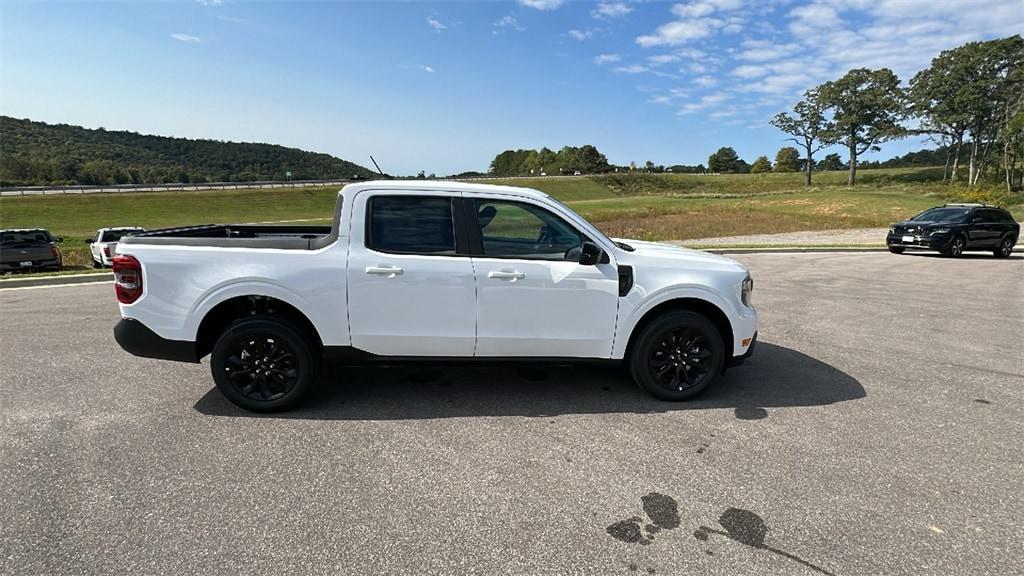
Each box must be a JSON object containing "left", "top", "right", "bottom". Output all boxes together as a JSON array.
[
  {"left": 195, "top": 295, "right": 323, "bottom": 360},
  {"left": 622, "top": 297, "right": 734, "bottom": 366}
]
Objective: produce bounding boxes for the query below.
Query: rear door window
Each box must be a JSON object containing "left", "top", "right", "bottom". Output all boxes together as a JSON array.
[{"left": 367, "top": 196, "right": 456, "bottom": 255}]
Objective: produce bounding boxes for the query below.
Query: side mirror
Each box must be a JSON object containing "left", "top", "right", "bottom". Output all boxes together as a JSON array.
[
  {"left": 578, "top": 241, "right": 604, "bottom": 266},
  {"left": 84, "top": 239, "right": 93, "bottom": 244},
  {"left": 55, "top": 236, "right": 64, "bottom": 243}
]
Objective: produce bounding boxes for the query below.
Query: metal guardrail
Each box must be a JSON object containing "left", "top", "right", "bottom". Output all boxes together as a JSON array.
[{"left": 0, "top": 179, "right": 353, "bottom": 197}]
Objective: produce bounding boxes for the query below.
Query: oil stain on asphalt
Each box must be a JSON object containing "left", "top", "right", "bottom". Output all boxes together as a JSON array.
[
  {"left": 695, "top": 508, "right": 835, "bottom": 575},
  {"left": 606, "top": 493, "right": 681, "bottom": 545},
  {"left": 608, "top": 498, "right": 834, "bottom": 574}
]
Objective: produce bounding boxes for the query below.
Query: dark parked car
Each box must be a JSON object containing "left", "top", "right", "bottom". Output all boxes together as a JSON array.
[
  {"left": 887, "top": 204, "right": 1019, "bottom": 258},
  {"left": 0, "top": 228, "right": 64, "bottom": 273}
]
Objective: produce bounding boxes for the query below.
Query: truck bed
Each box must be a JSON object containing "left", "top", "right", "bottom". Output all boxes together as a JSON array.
[{"left": 120, "top": 224, "right": 335, "bottom": 250}]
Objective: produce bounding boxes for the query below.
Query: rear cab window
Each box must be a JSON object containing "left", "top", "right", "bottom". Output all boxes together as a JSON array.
[{"left": 1, "top": 230, "right": 53, "bottom": 244}]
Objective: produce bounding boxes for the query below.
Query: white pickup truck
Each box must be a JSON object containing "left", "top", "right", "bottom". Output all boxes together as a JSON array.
[{"left": 113, "top": 181, "right": 757, "bottom": 411}]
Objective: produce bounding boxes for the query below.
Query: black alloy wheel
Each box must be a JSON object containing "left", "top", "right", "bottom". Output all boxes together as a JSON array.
[
  {"left": 226, "top": 335, "right": 298, "bottom": 401},
  {"left": 944, "top": 235, "right": 965, "bottom": 258},
  {"left": 211, "top": 316, "right": 317, "bottom": 412},
  {"left": 994, "top": 237, "right": 1014, "bottom": 258},
  {"left": 649, "top": 326, "right": 714, "bottom": 392},
  {"left": 630, "top": 310, "right": 724, "bottom": 401},
  {"left": 888, "top": 246, "right": 904, "bottom": 254}
]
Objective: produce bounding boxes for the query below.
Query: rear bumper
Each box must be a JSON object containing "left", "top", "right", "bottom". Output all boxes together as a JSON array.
[
  {"left": 0, "top": 258, "right": 61, "bottom": 272},
  {"left": 114, "top": 318, "right": 199, "bottom": 363}
]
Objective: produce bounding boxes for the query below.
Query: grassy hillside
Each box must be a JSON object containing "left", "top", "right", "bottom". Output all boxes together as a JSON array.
[
  {"left": 0, "top": 116, "right": 376, "bottom": 186},
  {"left": 2, "top": 167, "right": 1021, "bottom": 271}
]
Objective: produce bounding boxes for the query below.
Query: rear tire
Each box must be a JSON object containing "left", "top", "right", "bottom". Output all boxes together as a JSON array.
[
  {"left": 629, "top": 311, "right": 725, "bottom": 401},
  {"left": 994, "top": 236, "right": 1014, "bottom": 258},
  {"left": 92, "top": 258, "right": 102, "bottom": 269},
  {"left": 210, "top": 316, "right": 318, "bottom": 412},
  {"left": 888, "top": 246, "right": 904, "bottom": 254}
]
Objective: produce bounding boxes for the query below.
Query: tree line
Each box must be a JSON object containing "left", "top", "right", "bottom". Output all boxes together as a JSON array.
[
  {"left": 771, "top": 35, "right": 1023, "bottom": 190},
  {"left": 0, "top": 116, "right": 376, "bottom": 186},
  {"left": 707, "top": 145, "right": 966, "bottom": 175}
]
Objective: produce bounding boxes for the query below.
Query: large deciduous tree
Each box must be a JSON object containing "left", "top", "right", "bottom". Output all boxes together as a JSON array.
[
  {"left": 909, "top": 36, "right": 1024, "bottom": 187},
  {"left": 770, "top": 90, "right": 834, "bottom": 186},
  {"left": 817, "top": 69, "right": 907, "bottom": 186}
]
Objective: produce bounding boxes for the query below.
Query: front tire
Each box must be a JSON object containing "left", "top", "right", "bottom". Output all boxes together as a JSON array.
[
  {"left": 210, "top": 316, "right": 318, "bottom": 412},
  {"left": 942, "top": 235, "right": 965, "bottom": 258},
  {"left": 994, "top": 236, "right": 1014, "bottom": 258},
  {"left": 629, "top": 311, "right": 725, "bottom": 401},
  {"left": 888, "top": 246, "right": 904, "bottom": 254}
]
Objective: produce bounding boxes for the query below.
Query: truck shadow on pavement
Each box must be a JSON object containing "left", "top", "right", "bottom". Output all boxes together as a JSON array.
[{"left": 193, "top": 342, "right": 866, "bottom": 420}]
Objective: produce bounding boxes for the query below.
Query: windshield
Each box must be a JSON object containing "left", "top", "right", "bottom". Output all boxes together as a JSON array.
[
  {"left": 101, "top": 229, "right": 141, "bottom": 242},
  {"left": 1, "top": 230, "right": 53, "bottom": 244},
  {"left": 545, "top": 195, "right": 614, "bottom": 246},
  {"left": 911, "top": 208, "right": 971, "bottom": 223}
]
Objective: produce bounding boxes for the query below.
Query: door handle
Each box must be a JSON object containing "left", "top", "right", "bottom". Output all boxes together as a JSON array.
[
  {"left": 366, "top": 265, "right": 404, "bottom": 276},
  {"left": 488, "top": 270, "right": 526, "bottom": 280}
]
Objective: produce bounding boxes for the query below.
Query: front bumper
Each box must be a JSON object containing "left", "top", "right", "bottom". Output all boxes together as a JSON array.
[
  {"left": 726, "top": 331, "right": 757, "bottom": 368},
  {"left": 114, "top": 318, "right": 199, "bottom": 363},
  {"left": 886, "top": 232, "right": 953, "bottom": 250}
]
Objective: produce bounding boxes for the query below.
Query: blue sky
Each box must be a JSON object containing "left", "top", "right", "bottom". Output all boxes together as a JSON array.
[{"left": 2, "top": 0, "right": 1021, "bottom": 175}]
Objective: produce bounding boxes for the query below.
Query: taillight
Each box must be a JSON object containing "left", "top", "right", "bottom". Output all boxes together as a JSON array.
[
  {"left": 51, "top": 245, "right": 60, "bottom": 258},
  {"left": 103, "top": 245, "right": 111, "bottom": 257},
  {"left": 113, "top": 255, "right": 143, "bottom": 304}
]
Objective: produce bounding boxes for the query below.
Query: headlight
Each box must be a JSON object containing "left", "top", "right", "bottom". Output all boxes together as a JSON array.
[
  {"left": 888, "top": 226, "right": 895, "bottom": 234},
  {"left": 929, "top": 228, "right": 950, "bottom": 235},
  {"left": 741, "top": 275, "right": 754, "bottom": 307}
]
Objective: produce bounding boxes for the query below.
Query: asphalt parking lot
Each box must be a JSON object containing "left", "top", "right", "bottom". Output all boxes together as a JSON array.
[{"left": 1, "top": 251, "right": 1022, "bottom": 575}]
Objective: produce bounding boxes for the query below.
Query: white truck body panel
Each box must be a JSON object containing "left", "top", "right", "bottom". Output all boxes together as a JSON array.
[{"left": 116, "top": 181, "right": 757, "bottom": 361}]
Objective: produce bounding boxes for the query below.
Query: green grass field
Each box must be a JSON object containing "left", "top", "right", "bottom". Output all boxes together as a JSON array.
[{"left": 2, "top": 167, "right": 1021, "bottom": 271}]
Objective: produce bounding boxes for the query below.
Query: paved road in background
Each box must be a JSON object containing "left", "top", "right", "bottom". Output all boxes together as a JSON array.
[
  {"left": 2, "top": 252, "right": 1022, "bottom": 575},
  {"left": 676, "top": 227, "right": 888, "bottom": 247}
]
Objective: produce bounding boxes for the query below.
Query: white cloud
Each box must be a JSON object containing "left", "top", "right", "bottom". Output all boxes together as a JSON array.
[
  {"left": 592, "top": 2, "right": 633, "bottom": 19},
  {"left": 568, "top": 29, "right": 594, "bottom": 41},
  {"left": 679, "top": 91, "right": 731, "bottom": 114},
  {"left": 637, "top": 1, "right": 749, "bottom": 47},
  {"left": 195, "top": 0, "right": 223, "bottom": 6},
  {"left": 170, "top": 33, "right": 201, "bottom": 43},
  {"left": 426, "top": 17, "right": 447, "bottom": 32},
  {"left": 517, "top": 0, "right": 564, "bottom": 10},
  {"left": 788, "top": 3, "right": 842, "bottom": 38},
  {"left": 736, "top": 39, "right": 800, "bottom": 62},
  {"left": 637, "top": 20, "right": 719, "bottom": 47},
  {"left": 619, "top": 0, "right": 1024, "bottom": 125},
  {"left": 493, "top": 15, "right": 525, "bottom": 33},
  {"left": 731, "top": 64, "right": 766, "bottom": 78},
  {"left": 216, "top": 15, "right": 248, "bottom": 23},
  {"left": 614, "top": 64, "right": 650, "bottom": 74},
  {"left": 648, "top": 54, "right": 680, "bottom": 66},
  {"left": 594, "top": 53, "right": 622, "bottom": 65},
  {"left": 418, "top": 65, "right": 435, "bottom": 73}
]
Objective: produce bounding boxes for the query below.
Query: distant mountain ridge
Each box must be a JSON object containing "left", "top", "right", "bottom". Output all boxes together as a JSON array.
[{"left": 0, "top": 116, "right": 376, "bottom": 186}]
